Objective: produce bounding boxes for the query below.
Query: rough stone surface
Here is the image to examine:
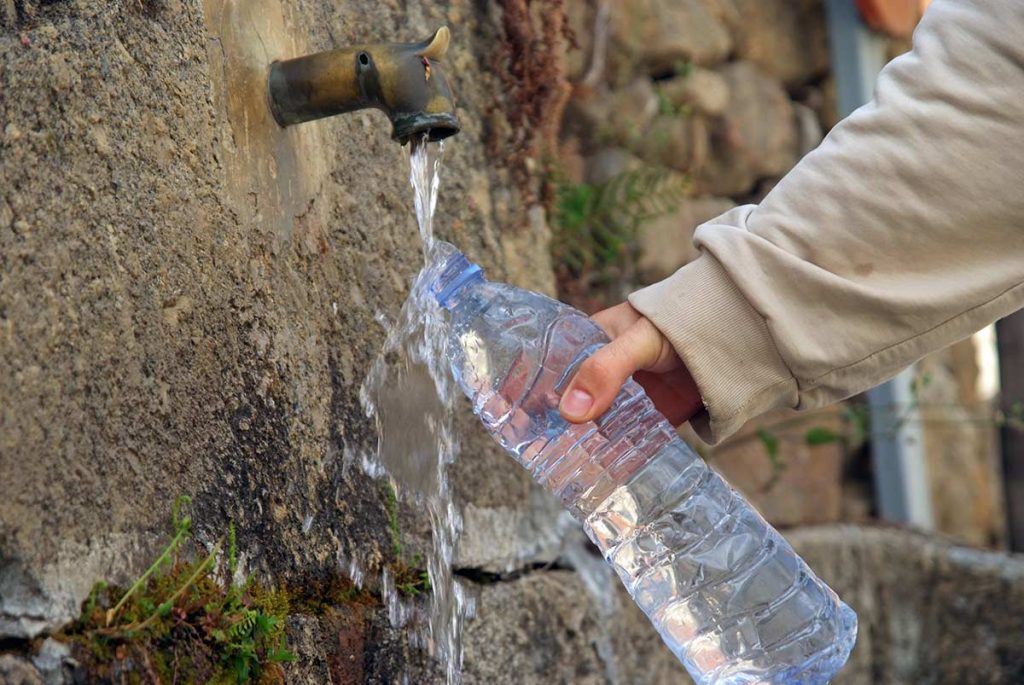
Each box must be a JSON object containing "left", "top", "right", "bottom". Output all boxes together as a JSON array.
[
  {"left": 790, "top": 526, "right": 1024, "bottom": 685},
  {"left": 696, "top": 62, "right": 798, "bottom": 196},
  {"left": 724, "top": 0, "right": 830, "bottom": 86},
  {"left": 4, "top": 2, "right": 1022, "bottom": 684},
  {"left": 463, "top": 571, "right": 610, "bottom": 685},
  {"left": 656, "top": 67, "right": 731, "bottom": 117},
  {"left": 710, "top": 408, "right": 845, "bottom": 528},
  {"left": 0, "top": 655, "right": 44, "bottom": 685},
  {"left": 455, "top": 492, "right": 570, "bottom": 573},
  {"left": 30, "top": 639, "right": 69, "bottom": 685},
  {"left": 283, "top": 607, "right": 442, "bottom": 684},
  {"left": 461, "top": 566, "right": 692, "bottom": 685},
  {"left": 0, "top": 0, "right": 561, "bottom": 680},
  {"left": 607, "top": 0, "right": 731, "bottom": 82},
  {"left": 635, "top": 196, "right": 735, "bottom": 282}
]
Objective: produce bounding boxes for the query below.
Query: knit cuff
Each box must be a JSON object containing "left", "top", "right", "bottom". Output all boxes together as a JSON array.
[{"left": 628, "top": 254, "right": 798, "bottom": 444}]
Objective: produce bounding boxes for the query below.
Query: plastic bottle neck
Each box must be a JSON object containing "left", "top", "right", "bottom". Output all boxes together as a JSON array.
[{"left": 431, "top": 251, "right": 485, "bottom": 310}]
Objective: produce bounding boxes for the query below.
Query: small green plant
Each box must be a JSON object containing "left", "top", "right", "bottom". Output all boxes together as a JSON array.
[
  {"left": 393, "top": 552, "right": 432, "bottom": 597},
  {"left": 804, "top": 426, "right": 841, "bottom": 446},
  {"left": 672, "top": 59, "right": 695, "bottom": 79},
  {"left": 64, "top": 496, "right": 295, "bottom": 684},
  {"left": 742, "top": 366, "right": 1024, "bottom": 493},
  {"left": 383, "top": 481, "right": 403, "bottom": 557},
  {"left": 755, "top": 427, "right": 785, "bottom": 492},
  {"left": 655, "top": 87, "right": 692, "bottom": 118},
  {"left": 551, "top": 166, "right": 690, "bottom": 301},
  {"left": 998, "top": 400, "right": 1024, "bottom": 432},
  {"left": 381, "top": 482, "right": 431, "bottom": 597}
]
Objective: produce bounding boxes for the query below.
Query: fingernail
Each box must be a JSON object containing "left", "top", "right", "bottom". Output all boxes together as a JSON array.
[{"left": 561, "top": 389, "right": 594, "bottom": 417}]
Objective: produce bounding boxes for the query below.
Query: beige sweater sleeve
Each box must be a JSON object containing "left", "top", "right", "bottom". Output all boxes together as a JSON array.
[{"left": 628, "top": 0, "right": 1024, "bottom": 444}]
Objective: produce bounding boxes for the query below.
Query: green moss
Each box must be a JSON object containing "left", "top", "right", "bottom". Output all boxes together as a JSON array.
[
  {"left": 281, "top": 576, "right": 374, "bottom": 616},
  {"left": 60, "top": 496, "right": 295, "bottom": 684}
]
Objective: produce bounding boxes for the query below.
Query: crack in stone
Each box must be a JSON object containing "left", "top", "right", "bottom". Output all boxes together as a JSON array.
[
  {"left": 453, "top": 559, "right": 575, "bottom": 585},
  {"left": 0, "top": 635, "right": 35, "bottom": 657}
]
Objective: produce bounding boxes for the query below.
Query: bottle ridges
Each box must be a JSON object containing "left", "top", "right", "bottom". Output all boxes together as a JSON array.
[
  {"left": 441, "top": 278, "right": 857, "bottom": 685},
  {"left": 502, "top": 381, "right": 856, "bottom": 684}
]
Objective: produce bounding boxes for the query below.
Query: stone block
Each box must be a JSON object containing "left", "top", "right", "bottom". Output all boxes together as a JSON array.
[
  {"left": 789, "top": 525, "right": 1024, "bottom": 684},
  {"left": 607, "top": 0, "right": 731, "bottom": 82},
  {"left": 696, "top": 62, "right": 798, "bottom": 196},
  {"left": 710, "top": 407, "right": 845, "bottom": 528},
  {"left": 455, "top": 491, "right": 569, "bottom": 573},
  {"left": 583, "top": 147, "right": 644, "bottom": 186},
  {"left": 0, "top": 655, "right": 43, "bottom": 685},
  {"left": 656, "top": 67, "right": 731, "bottom": 117},
  {"left": 636, "top": 196, "right": 735, "bottom": 283},
  {"left": 724, "top": 0, "right": 830, "bottom": 86},
  {"left": 794, "top": 100, "right": 825, "bottom": 156},
  {"left": 918, "top": 343, "right": 1006, "bottom": 548},
  {"left": 635, "top": 114, "right": 710, "bottom": 174},
  {"left": 564, "top": 79, "right": 659, "bottom": 150}
]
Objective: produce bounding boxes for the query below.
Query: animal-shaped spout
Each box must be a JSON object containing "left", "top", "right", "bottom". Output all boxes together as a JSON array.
[{"left": 267, "top": 27, "right": 459, "bottom": 144}]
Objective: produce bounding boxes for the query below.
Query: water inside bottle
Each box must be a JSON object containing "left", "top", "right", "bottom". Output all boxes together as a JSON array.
[{"left": 430, "top": 247, "right": 858, "bottom": 684}]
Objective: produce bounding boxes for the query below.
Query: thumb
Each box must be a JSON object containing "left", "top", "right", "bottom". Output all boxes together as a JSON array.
[{"left": 558, "top": 321, "right": 664, "bottom": 423}]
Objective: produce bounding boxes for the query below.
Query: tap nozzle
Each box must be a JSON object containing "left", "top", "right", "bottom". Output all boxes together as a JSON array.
[{"left": 267, "top": 27, "right": 459, "bottom": 144}]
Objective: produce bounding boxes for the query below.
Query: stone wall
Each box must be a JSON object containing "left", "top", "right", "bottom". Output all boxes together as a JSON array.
[
  {"left": 791, "top": 526, "right": 1024, "bottom": 684},
  {"left": 0, "top": 1, "right": 640, "bottom": 682},
  {"left": 1, "top": 1, "right": 1021, "bottom": 684},
  {"left": 558, "top": 0, "right": 831, "bottom": 302}
]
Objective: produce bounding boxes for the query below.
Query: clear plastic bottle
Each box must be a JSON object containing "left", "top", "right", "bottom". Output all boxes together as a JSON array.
[{"left": 428, "top": 242, "right": 857, "bottom": 685}]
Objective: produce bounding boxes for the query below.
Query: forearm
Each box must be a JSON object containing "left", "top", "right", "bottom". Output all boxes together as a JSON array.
[{"left": 629, "top": 0, "right": 1024, "bottom": 443}]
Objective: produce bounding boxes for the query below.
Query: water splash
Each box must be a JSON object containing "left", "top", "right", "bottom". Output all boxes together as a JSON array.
[{"left": 360, "top": 136, "right": 471, "bottom": 684}]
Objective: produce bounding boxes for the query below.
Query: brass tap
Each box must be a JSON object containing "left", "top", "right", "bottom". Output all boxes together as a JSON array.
[{"left": 267, "top": 27, "right": 459, "bottom": 144}]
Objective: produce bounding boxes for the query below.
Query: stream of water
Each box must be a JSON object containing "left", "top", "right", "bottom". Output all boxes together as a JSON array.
[{"left": 359, "top": 137, "right": 472, "bottom": 684}]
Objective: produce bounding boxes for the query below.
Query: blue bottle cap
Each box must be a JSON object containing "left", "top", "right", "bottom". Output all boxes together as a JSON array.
[{"left": 431, "top": 249, "right": 484, "bottom": 310}]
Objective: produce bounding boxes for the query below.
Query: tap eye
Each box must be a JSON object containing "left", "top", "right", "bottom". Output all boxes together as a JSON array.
[{"left": 357, "top": 52, "right": 370, "bottom": 67}]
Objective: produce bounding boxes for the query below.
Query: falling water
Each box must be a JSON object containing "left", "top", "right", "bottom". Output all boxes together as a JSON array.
[
  {"left": 360, "top": 137, "right": 472, "bottom": 684},
  {"left": 409, "top": 134, "right": 444, "bottom": 259}
]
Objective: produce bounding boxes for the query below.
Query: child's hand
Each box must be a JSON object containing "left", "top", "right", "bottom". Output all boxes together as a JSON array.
[{"left": 558, "top": 302, "right": 703, "bottom": 426}]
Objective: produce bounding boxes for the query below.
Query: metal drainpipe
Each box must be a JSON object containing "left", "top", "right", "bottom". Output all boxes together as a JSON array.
[{"left": 824, "top": 0, "right": 934, "bottom": 529}]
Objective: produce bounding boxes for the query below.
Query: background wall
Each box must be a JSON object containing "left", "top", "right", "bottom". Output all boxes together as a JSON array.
[
  {"left": 1, "top": 1, "right": 1022, "bottom": 684},
  {"left": 554, "top": 0, "right": 1006, "bottom": 548}
]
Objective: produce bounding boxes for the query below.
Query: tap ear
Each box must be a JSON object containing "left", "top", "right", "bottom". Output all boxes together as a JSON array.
[{"left": 418, "top": 26, "right": 450, "bottom": 61}]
